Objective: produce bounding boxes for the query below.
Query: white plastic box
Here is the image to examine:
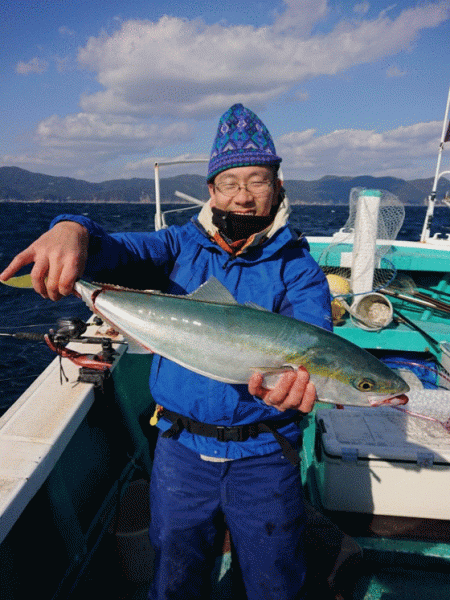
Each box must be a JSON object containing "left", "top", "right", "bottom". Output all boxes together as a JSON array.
[{"left": 315, "top": 391, "right": 450, "bottom": 520}]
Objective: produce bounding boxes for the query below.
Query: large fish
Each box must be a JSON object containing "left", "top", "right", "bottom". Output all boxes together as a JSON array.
[{"left": 74, "top": 277, "right": 409, "bottom": 407}]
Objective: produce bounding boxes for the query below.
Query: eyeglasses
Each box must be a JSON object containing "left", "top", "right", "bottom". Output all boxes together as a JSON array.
[{"left": 214, "top": 180, "right": 273, "bottom": 198}]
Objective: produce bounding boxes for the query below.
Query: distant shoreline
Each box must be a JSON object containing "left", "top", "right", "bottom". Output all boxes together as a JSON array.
[{"left": 1, "top": 166, "right": 445, "bottom": 206}]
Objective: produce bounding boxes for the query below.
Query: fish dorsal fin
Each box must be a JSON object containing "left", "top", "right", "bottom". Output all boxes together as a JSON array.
[{"left": 187, "top": 277, "right": 238, "bottom": 305}]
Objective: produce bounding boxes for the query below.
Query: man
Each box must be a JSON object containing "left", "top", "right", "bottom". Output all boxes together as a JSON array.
[{"left": 1, "top": 104, "right": 332, "bottom": 599}]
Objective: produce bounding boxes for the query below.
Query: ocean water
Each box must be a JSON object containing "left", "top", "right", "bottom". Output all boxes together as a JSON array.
[{"left": 0, "top": 202, "right": 449, "bottom": 415}]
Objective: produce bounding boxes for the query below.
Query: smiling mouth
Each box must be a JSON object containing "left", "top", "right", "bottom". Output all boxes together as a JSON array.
[{"left": 232, "top": 210, "right": 257, "bottom": 216}]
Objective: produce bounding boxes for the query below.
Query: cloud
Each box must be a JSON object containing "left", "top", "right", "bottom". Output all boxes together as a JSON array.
[
  {"left": 74, "top": 1, "right": 450, "bottom": 119},
  {"left": 16, "top": 57, "right": 49, "bottom": 75},
  {"left": 293, "top": 91, "right": 310, "bottom": 102},
  {"left": 272, "top": 0, "right": 329, "bottom": 36},
  {"left": 353, "top": 2, "right": 370, "bottom": 16},
  {"left": 386, "top": 64, "right": 407, "bottom": 77},
  {"left": 277, "top": 120, "right": 442, "bottom": 179},
  {"left": 12, "top": 1, "right": 449, "bottom": 180},
  {"left": 58, "top": 25, "right": 75, "bottom": 36},
  {"left": 3, "top": 118, "right": 442, "bottom": 182},
  {"left": 36, "top": 112, "right": 195, "bottom": 155},
  {"left": 55, "top": 56, "right": 72, "bottom": 73},
  {"left": 124, "top": 154, "right": 209, "bottom": 176},
  {"left": 1, "top": 114, "right": 195, "bottom": 181}
]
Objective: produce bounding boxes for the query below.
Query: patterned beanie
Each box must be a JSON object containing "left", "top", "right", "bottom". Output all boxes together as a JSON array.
[{"left": 207, "top": 104, "right": 282, "bottom": 182}]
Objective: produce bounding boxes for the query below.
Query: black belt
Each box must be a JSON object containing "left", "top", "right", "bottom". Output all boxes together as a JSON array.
[{"left": 160, "top": 407, "right": 303, "bottom": 466}]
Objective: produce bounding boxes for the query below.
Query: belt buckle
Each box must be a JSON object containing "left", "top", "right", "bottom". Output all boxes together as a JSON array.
[{"left": 216, "top": 425, "right": 248, "bottom": 442}]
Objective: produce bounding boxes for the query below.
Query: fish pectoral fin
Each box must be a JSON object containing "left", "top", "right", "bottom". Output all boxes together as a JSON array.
[
  {"left": 252, "top": 366, "right": 297, "bottom": 389},
  {"left": 187, "top": 277, "right": 238, "bottom": 305},
  {"left": 254, "top": 366, "right": 297, "bottom": 374}
]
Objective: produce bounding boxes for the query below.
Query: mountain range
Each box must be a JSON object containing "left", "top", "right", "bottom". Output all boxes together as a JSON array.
[{"left": 0, "top": 166, "right": 448, "bottom": 205}]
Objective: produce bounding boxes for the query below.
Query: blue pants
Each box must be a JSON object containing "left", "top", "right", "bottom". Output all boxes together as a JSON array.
[{"left": 148, "top": 434, "right": 307, "bottom": 600}]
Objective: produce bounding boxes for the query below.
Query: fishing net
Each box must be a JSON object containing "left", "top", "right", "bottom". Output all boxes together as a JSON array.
[{"left": 319, "top": 188, "right": 405, "bottom": 329}]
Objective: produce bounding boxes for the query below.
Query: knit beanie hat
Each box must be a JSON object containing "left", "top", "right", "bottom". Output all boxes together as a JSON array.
[{"left": 207, "top": 104, "right": 282, "bottom": 182}]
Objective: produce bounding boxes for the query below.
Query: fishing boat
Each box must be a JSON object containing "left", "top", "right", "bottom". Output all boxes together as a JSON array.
[{"left": 2, "top": 91, "right": 450, "bottom": 599}]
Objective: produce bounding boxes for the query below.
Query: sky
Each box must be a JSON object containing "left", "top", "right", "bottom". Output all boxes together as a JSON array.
[{"left": 2, "top": 0, "right": 450, "bottom": 183}]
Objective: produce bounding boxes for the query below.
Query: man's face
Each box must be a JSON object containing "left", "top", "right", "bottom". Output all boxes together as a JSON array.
[{"left": 208, "top": 166, "right": 281, "bottom": 217}]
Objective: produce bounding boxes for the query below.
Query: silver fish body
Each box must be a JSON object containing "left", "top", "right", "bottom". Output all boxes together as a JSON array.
[{"left": 75, "top": 278, "right": 409, "bottom": 407}]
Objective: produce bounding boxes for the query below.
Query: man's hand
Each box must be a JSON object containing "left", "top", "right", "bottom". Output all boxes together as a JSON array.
[
  {"left": 0, "top": 222, "right": 89, "bottom": 301},
  {"left": 248, "top": 366, "right": 316, "bottom": 413}
]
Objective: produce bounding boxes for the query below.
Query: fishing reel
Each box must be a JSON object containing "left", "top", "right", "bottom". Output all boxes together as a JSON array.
[
  {"left": 50, "top": 317, "right": 117, "bottom": 359},
  {"left": 3, "top": 317, "right": 123, "bottom": 377},
  {"left": 48, "top": 316, "right": 121, "bottom": 365},
  {"left": 53, "top": 317, "right": 88, "bottom": 341}
]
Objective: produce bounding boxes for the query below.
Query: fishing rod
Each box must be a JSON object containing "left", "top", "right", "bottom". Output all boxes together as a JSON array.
[
  {"left": 0, "top": 331, "right": 48, "bottom": 342},
  {"left": 0, "top": 317, "right": 125, "bottom": 345},
  {"left": 381, "top": 287, "right": 450, "bottom": 314},
  {"left": 387, "top": 274, "right": 450, "bottom": 313},
  {"left": 0, "top": 317, "right": 126, "bottom": 373},
  {"left": 393, "top": 308, "right": 442, "bottom": 350}
]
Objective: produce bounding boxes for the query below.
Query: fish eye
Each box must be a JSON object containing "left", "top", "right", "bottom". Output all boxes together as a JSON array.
[{"left": 356, "top": 378, "right": 376, "bottom": 392}]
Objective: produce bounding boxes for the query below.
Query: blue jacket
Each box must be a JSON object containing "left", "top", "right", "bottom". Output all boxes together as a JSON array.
[{"left": 51, "top": 208, "right": 332, "bottom": 459}]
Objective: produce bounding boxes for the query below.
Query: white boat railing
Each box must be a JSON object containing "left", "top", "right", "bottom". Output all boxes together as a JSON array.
[
  {"left": 420, "top": 86, "right": 450, "bottom": 243},
  {"left": 154, "top": 159, "right": 208, "bottom": 231}
]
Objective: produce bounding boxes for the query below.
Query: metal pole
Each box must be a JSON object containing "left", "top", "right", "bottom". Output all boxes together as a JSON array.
[
  {"left": 420, "top": 86, "right": 450, "bottom": 242},
  {"left": 154, "top": 163, "right": 162, "bottom": 231}
]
